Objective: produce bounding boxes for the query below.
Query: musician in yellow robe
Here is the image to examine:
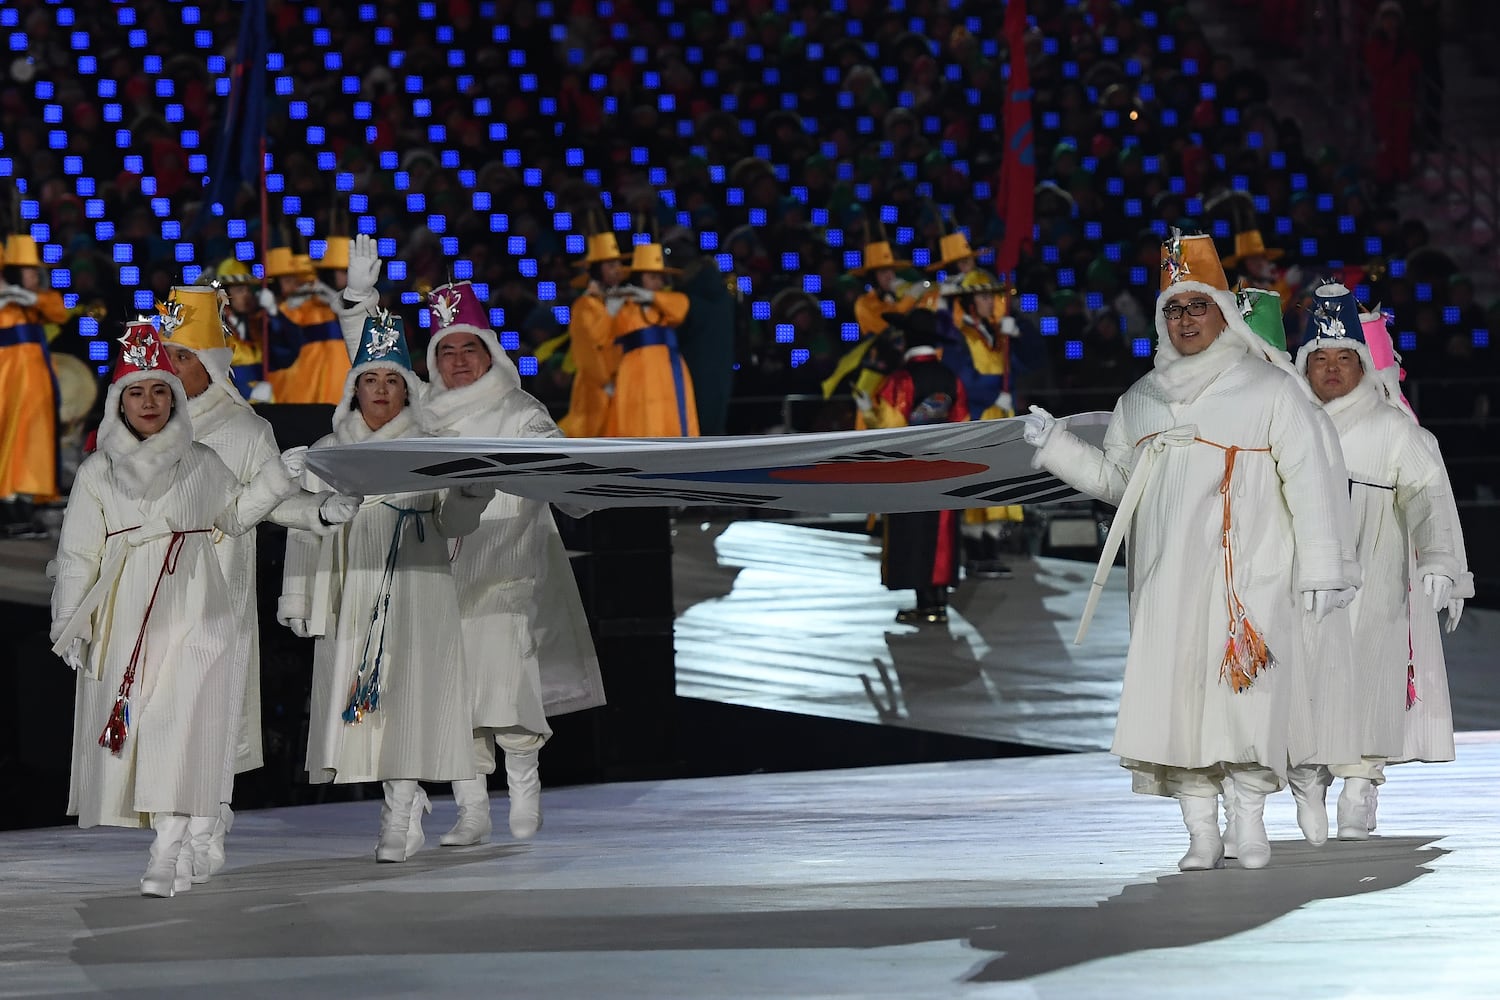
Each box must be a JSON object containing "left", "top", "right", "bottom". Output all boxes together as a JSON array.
[
  {"left": 261, "top": 246, "right": 349, "bottom": 404},
  {"left": 606, "top": 241, "right": 697, "bottom": 437},
  {"left": 559, "top": 231, "right": 630, "bottom": 438},
  {"left": 0, "top": 233, "right": 69, "bottom": 535}
]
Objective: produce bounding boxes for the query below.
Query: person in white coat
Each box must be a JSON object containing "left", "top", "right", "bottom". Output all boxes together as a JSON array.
[
  {"left": 1019, "top": 233, "right": 1358, "bottom": 872},
  {"left": 1293, "top": 288, "right": 1468, "bottom": 839},
  {"left": 49, "top": 318, "right": 304, "bottom": 897},
  {"left": 277, "top": 308, "right": 492, "bottom": 863},
  {"left": 421, "top": 279, "right": 605, "bottom": 845},
  {"left": 155, "top": 284, "right": 361, "bottom": 881}
]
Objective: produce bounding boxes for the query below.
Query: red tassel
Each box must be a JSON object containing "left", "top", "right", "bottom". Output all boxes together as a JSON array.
[
  {"left": 1406, "top": 663, "right": 1418, "bottom": 711},
  {"left": 98, "top": 696, "right": 130, "bottom": 756}
]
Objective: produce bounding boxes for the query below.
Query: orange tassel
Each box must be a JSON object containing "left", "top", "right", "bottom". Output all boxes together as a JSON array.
[{"left": 1220, "top": 614, "right": 1273, "bottom": 693}]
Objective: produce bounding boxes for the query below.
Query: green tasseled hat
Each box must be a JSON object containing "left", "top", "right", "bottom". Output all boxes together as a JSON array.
[{"left": 1237, "top": 286, "right": 1286, "bottom": 353}]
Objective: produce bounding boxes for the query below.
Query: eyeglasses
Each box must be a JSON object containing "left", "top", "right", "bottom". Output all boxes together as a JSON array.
[{"left": 1161, "top": 299, "right": 1213, "bottom": 321}]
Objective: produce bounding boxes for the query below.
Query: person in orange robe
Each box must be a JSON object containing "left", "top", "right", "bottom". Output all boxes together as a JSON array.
[
  {"left": 0, "top": 233, "right": 69, "bottom": 535},
  {"left": 606, "top": 242, "right": 697, "bottom": 437},
  {"left": 559, "top": 231, "right": 630, "bottom": 438},
  {"left": 261, "top": 246, "right": 350, "bottom": 404}
]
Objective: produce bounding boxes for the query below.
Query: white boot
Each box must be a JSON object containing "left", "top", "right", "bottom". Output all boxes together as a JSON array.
[
  {"left": 1177, "top": 794, "right": 1225, "bottom": 871},
  {"left": 1337, "top": 778, "right": 1373, "bottom": 840},
  {"left": 1366, "top": 782, "right": 1379, "bottom": 833},
  {"left": 440, "top": 776, "right": 493, "bottom": 847},
  {"left": 1229, "top": 772, "right": 1271, "bottom": 870},
  {"left": 1219, "top": 780, "right": 1239, "bottom": 859},
  {"left": 376, "top": 780, "right": 428, "bottom": 863},
  {"left": 504, "top": 748, "right": 543, "bottom": 840},
  {"left": 205, "top": 803, "right": 233, "bottom": 876},
  {"left": 186, "top": 815, "right": 218, "bottom": 884},
  {"left": 141, "top": 814, "right": 190, "bottom": 898},
  {"left": 1286, "top": 765, "right": 1331, "bottom": 846}
]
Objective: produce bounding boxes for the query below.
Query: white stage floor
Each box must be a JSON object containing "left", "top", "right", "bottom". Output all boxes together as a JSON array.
[
  {"left": 5, "top": 737, "right": 1499, "bottom": 998},
  {"left": 673, "top": 520, "right": 1500, "bottom": 748}
]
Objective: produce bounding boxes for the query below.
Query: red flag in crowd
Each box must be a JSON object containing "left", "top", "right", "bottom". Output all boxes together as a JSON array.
[{"left": 994, "top": 0, "right": 1034, "bottom": 279}]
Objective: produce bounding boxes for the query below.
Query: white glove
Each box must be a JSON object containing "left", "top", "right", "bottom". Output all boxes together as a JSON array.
[
  {"left": 603, "top": 382, "right": 616, "bottom": 397},
  {"left": 309, "top": 279, "right": 340, "bottom": 306},
  {"left": 1422, "top": 574, "right": 1454, "bottom": 613},
  {"left": 995, "top": 391, "right": 1014, "bottom": 413},
  {"left": 346, "top": 233, "right": 382, "bottom": 299},
  {"left": 249, "top": 381, "right": 274, "bottom": 403},
  {"left": 287, "top": 619, "right": 313, "bottom": 639},
  {"left": 1303, "top": 589, "right": 1341, "bottom": 622},
  {"left": 1445, "top": 598, "right": 1464, "bottom": 633},
  {"left": 852, "top": 388, "right": 876, "bottom": 417},
  {"left": 459, "top": 483, "right": 497, "bottom": 501},
  {"left": 903, "top": 280, "right": 931, "bottom": 300},
  {"left": 604, "top": 293, "right": 626, "bottom": 317},
  {"left": 319, "top": 493, "right": 362, "bottom": 525},
  {"left": 1334, "top": 586, "right": 1357, "bottom": 609},
  {"left": 63, "top": 637, "right": 88, "bottom": 671},
  {"left": 257, "top": 287, "right": 279, "bottom": 316},
  {"left": 281, "top": 446, "right": 308, "bottom": 480},
  {"left": 999, "top": 315, "right": 1020, "bottom": 337},
  {"left": 2, "top": 286, "right": 38, "bottom": 306},
  {"left": 620, "top": 284, "right": 655, "bottom": 304},
  {"left": 1020, "top": 405, "right": 1057, "bottom": 447}
]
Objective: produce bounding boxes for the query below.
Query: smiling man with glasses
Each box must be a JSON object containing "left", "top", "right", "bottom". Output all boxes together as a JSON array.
[{"left": 1017, "top": 232, "right": 1359, "bottom": 873}]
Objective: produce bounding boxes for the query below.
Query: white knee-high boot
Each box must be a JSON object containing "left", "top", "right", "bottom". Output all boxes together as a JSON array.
[
  {"left": 1177, "top": 794, "right": 1225, "bottom": 871},
  {"left": 1219, "top": 778, "right": 1239, "bottom": 859},
  {"left": 441, "top": 776, "right": 493, "bottom": 846},
  {"left": 504, "top": 748, "right": 543, "bottom": 840},
  {"left": 141, "top": 813, "right": 191, "bottom": 898},
  {"left": 1230, "top": 771, "right": 1271, "bottom": 870},
  {"left": 376, "top": 780, "right": 431, "bottom": 862},
  {"left": 1286, "top": 765, "right": 1332, "bottom": 846},
  {"left": 1337, "top": 777, "right": 1373, "bottom": 840},
  {"left": 186, "top": 815, "right": 219, "bottom": 883}
]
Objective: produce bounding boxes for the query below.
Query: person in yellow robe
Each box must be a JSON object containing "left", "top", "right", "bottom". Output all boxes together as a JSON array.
[
  {"left": 211, "top": 257, "right": 272, "bottom": 400},
  {"left": 823, "top": 239, "right": 931, "bottom": 410},
  {"left": 558, "top": 231, "right": 630, "bottom": 438},
  {"left": 0, "top": 233, "right": 69, "bottom": 535},
  {"left": 606, "top": 241, "right": 697, "bottom": 437},
  {"left": 936, "top": 270, "right": 1024, "bottom": 577},
  {"left": 260, "top": 246, "right": 350, "bottom": 404}
]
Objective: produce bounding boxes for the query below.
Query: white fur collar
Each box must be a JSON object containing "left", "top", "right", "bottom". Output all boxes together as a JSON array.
[
  {"left": 424, "top": 362, "right": 511, "bottom": 429},
  {"left": 332, "top": 403, "right": 421, "bottom": 445},
  {"left": 96, "top": 375, "right": 195, "bottom": 501},
  {"left": 188, "top": 380, "right": 249, "bottom": 439},
  {"left": 1144, "top": 328, "right": 1249, "bottom": 404}
]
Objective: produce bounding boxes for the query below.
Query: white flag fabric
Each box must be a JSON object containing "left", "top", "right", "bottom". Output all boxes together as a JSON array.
[{"left": 305, "top": 412, "right": 1112, "bottom": 514}]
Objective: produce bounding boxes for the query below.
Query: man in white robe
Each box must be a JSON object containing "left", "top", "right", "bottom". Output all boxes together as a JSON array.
[
  {"left": 1020, "top": 233, "right": 1359, "bottom": 872},
  {"left": 1294, "top": 286, "right": 1467, "bottom": 840},
  {"left": 419, "top": 279, "right": 605, "bottom": 844}
]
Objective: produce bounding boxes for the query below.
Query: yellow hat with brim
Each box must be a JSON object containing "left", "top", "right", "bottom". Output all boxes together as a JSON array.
[
  {"left": 1159, "top": 232, "right": 1229, "bottom": 292},
  {"left": 291, "top": 254, "right": 315, "bottom": 278},
  {"left": 927, "top": 232, "right": 978, "bottom": 272},
  {"left": 159, "top": 285, "right": 231, "bottom": 353},
  {"left": 629, "top": 242, "right": 681, "bottom": 275},
  {"left": 319, "top": 236, "right": 351, "bottom": 270},
  {"left": 216, "top": 257, "right": 256, "bottom": 284},
  {"left": 263, "top": 246, "right": 298, "bottom": 278},
  {"left": 850, "top": 241, "right": 912, "bottom": 276},
  {"left": 3, "top": 234, "right": 44, "bottom": 268},
  {"left": 573, "top": 232, "right": 632, "bottom": 267},
  {"left": 1222, "top": 230, "right": 1285, "bottom": 268}
]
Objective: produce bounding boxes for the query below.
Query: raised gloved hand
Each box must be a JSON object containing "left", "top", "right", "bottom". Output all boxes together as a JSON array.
[
  {"left": 1445, "top": 598, "right": 1465, "bottom": 633},
  {"left": 999, "top": 315, "right": 1020, "bottom": 337},
  {"left": 62, "top": 637, "right": 88, "bottom": 671},
  {"left": 1422, "top": 573, "right": 1454, "bottom": 613},
  {"left": 1302, "top": 589, "right": 1343, "bottom": 622},
  {"left": 287, "top": 619, "right": 313, "bottom": 639},
  {"left": 852, "top": 388, "right": 876, "bottom": 418},
  {"left": 903, "top": 279, "right": 931, "bottom": 300},
  {"left": 345, "top": 233, "right": 382, "bottom": 299},
  {"left": 257, "top": 287, "right": 279, "bottom": 317},
  {"left": 319, "top": 493, "right": 362, "bottom": 525},
  {"left": 1020, "top": 405, "right": 1057, "bottom": 448},
  {"left": 281, "top": 446, "right": 308, "bottom": 481}
]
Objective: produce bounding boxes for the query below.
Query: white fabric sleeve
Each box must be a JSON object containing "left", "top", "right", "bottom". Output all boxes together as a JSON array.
[
  {"left": 49, "top": 459, "right": 107, "bottom": 644},
  {"left": 433, "top": 488, "right": 487, "bottom": 539},
  {"left": 1030, "top": 400, "right": 1132, "bottom": 505},
  {"left": 1268, "top": 377, "right": 1357, "bottom": 593},
  {"left": 277, "top": 527, "right": 319, "bottom": 626},
  {"left": 215, "top": 455, "right": 300, "bottom": 536},
  {"left": 1398, "top": 426, "right": 1463, "bottom": 587}
]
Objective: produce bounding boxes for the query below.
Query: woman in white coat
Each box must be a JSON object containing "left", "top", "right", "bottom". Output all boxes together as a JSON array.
[
  {"left": 1020, "top": 234, "right": 1358, "bottom": 872},
  {"left": 422, "top": 280, "right": 604, "bottom": 846},
  {"left": 49, "top": 319, "right": 303, "bottom": 897},
  {"left": 277, "top": 309, "right": 491, "bottom": 862},
  {"left": 157, "top": 284, "right": 360, "bottom": 881}
]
